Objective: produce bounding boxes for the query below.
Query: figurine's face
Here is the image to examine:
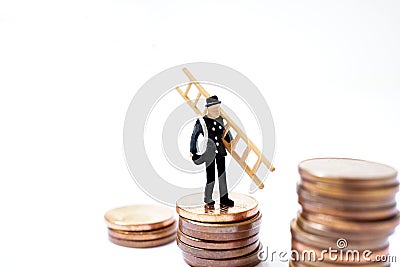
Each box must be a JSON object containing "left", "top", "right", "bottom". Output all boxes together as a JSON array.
[{"left": 207, "top": 104, "right": 221, "bottom": 118}]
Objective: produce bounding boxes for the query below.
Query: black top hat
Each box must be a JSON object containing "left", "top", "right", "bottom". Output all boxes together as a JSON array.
[{"left": 205, "top": 95, "right": 221, "bottom": 107}]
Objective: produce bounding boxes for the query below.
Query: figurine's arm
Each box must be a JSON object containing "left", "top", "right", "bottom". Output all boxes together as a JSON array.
[
  {"left": 222, "top": 123, "right": 233, "bottom": 152},
  {"left": 224, "top": 126, "right": 233, "bottom": 143},
  {"left": 190, "top": 119, "right": 203, "bottom": 155}
]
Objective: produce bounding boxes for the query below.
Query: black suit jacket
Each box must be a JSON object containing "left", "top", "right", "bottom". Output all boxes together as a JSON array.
[{"left": 190, "top": 115, "right": 232, "bottom": 157}]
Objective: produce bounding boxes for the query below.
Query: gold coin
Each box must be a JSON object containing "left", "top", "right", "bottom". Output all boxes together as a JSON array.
[
  {"left": 300, "top": 180, "right": 399, "bottom": 201},
  {"left": 179, "top": 224, "right": 261, "bottom": 241},
  {"left": 104, "top": 205, "right": 175, "bottom": 231},
  {"left": 179, "top": 212, "right": 262, "bottom": 233},
  {"left": 108, "top": 221, "right": 177, "bottom": 241},
  {"left": 298, "top": 158, "right": 397, "bottom": 186},
  {"left": 296, "top": 214, "right": 392, "bottom": 241},
  {"left": 177, "top": 237, "right": 259, "bottom": 259},
  {"left": 177, "top": 228, "right": 259, "bottom": 250},
  {"left": 292, "top": 239, "right": 389, "bottom": 265},
  {"left": 108, "top": 233, "right": 176, "bottom": 248},
  {"left": 301, "top": 211, "right": 400, "bottom": 234},
  {"left": 182, "top": 243, "right": 262, "bottom": 267},
  {"left": 299, "top": 199, "right": 398, "bottom": 220},
  {"left": 291, "top": 219, "right": 389, "bottom": 251},
  {"left": 176, "top": 192, "right": 258, "bottom": 223}
]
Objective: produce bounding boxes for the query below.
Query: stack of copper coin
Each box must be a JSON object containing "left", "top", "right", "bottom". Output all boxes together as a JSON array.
[
  {"left": 176, "top": 192, "right": 263, "bottom": 267},
  {"left": 104, "top": 205, "right": 177, "bottom": 248},
  {"left": 291, "top": 158, "right": 400, "bottom": 266}
]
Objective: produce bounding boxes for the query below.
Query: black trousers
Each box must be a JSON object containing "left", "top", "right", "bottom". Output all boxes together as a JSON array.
[{"left": 205, "top": 156, "right": 228, "bottom": 200}]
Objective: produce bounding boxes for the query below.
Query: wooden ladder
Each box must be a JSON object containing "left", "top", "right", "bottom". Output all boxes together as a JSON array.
[{"left": 176, "top": 68, "right": 275, "bottom": 189}]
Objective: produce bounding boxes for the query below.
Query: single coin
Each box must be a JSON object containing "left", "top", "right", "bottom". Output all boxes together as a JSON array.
[
  {"left": 300, "top": 177, "right": 400, "bottom": 191},
  {"left": 298, "top": 158, "right": 398, "bottom": 186},
  {"left": 299, "top": 199, "right": 398, "bottom": 220},
  {"left": 179, "top": 212, "right": 262, "bottom": 234},
  {"left": 301, "top": 211, "right": 400, "bottom": 233},
  {"left": 290, "top": 219, "right": 389, "bottom": 251},
  {"left": 182, "top": 243, "right": 262, "bottom": 267},
  {"left": 300, "top": 180, "right": 399, "bottom": 201},
  {"left": 176, "top": 192, "right": 258, "bottom": 223},
  {"left": 177, "top": 237, "right": 259, "bottom": 259},
  {"left": 296, "top": 214, "right": 393, "bottom": 241},
  {"left": 292, "top": 239, "right": 389, "bottom": 265},
  {"left": 177, "top": 228, "right": 259, "bottom": 250},
  {"left": 179, "top": 224, "right": 260, "bottom": 241},
  {"left": 108, "top": 221, "right": 177, "bottom": 241},
  {"left": 108, "top": 232, "right": 176, "bottom": 248},
  {"left": 297, "top": 185, "right": 397, "bottom": 209},
  {"left": 105, "top": 205, "right": 175, "bottom": 231}
]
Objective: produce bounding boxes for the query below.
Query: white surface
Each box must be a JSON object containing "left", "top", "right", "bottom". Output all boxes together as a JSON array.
[{"left": 0, "top": 0, "right": 399, "bottom": 266}]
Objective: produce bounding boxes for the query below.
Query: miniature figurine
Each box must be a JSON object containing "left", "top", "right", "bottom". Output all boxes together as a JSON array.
[{"left": 190, "top": 95, "right": 235, "bottom": 207}]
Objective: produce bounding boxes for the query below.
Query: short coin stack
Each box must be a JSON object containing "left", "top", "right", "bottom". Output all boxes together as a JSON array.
[
  {"left": 291, "top": 158, "right": 400, "bottom": 266},
  {"left": 176, "top": 192, "right": 263, "bottom": 267},
  {"left": 104, "top": 205, "right": 177, "bottom": 248}
]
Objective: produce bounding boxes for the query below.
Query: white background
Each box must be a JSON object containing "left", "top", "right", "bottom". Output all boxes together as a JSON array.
[{"left": 0, "top": 1, "right": 399, "bottom": 266}]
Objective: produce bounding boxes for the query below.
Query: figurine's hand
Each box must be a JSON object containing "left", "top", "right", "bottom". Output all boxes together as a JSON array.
[{"left": 189, "top": 152, "right": 193, "bottom": 158}]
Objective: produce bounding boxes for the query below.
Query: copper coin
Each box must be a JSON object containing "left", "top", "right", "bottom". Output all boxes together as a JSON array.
[
  {"left": 108, "top": 232, "right": 176, "bottom": 248},
  {"left": 298, "top": 158, "right": 398, "bottom": 187},
  {"left": 291, "top": 219, "right": 389, "bottom": 251},
  {"left": 108, "top": 221, "right": 177, "bottom": 241},
  {"left": 300, "top": 180, "right": 399, "bottom": 201},
  {"left": 177, "top": 228, "right": 259, "bottom": 250},
  {"left": 104, "top": 205, "right": 175, "bottom": 231},
  {"left": 177, "top": 237, "right": 259, "bottom": 259},
  {"left": 299, "top": 199, "right": 398, "bottom": 220},
  {"left": 179, "top": 212, "right": 262, "bottom": 233},
  {"left": 301, "top": 176, "right": 400, "bottom": 191},
  {"left": 296, "top": 214, "right": 392, "bottom": 241},
  {"left": 301, "top": 211, "right": 400, "bottom": 233},
  {"left": 176, "top": 192, "right": 258, "bottom": 223},
  {"left": 179, "top": 224, "right": 261, "bottom": 241},
  {"left": 292, "top": 239, "right": 389, "bottom": 265},
  {"left": 182, "top": 243, "right": 262, "bottom": 267},
  {"left": 297, "top": 185, "right": 396, "bottom": 209}
]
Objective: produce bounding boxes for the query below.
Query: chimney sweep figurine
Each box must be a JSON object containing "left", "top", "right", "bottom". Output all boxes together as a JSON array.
[{"left": 190, "top": 95, "right": 235, "bottom": 207}]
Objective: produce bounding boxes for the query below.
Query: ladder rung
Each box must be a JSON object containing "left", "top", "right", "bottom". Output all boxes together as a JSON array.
[
  {"left": 184, "top": 82, "right": 192, "bottom": 96},
  {"left": 193, "top": 92, "right": 202, "bottom": 106},
  {"left": 252, "top": 158, "right": 262, "bottom": 173},
  {"left": 230, "top": 135, "right": 240, "bottom": 151},
  {"left": 176, "top": 86, "right": 203, "bottom": 116},
  {"left": 231, "top": 150, "right": 264, "bottom": 189},
  {"left": 241, "top": 146, "right": 251, "bottom": 162}
]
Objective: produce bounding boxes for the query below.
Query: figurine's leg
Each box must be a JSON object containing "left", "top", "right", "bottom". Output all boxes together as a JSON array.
[
  {"left": 217, "top": 156, "right": 234, "bottom": 207},
  {"left": 204, "top": 159, "right": 216, "bottom": 205},
  {"left": 216, "top": 156, "right": 228, "bottom": 198}
]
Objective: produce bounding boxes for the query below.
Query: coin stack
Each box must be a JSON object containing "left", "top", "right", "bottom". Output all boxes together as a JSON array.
[
  {"left": 176, "top": 192, "right": 263, "bottom": 267},
  {"left": 104, "top": 205, "right": 177, "bottom": 248},
  {"left": 291, "top": 158, "right": 400, "bottom": 266}
]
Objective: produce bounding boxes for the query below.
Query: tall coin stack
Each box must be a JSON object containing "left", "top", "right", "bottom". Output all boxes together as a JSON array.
[
  {"left": 291, "top": 158, "right": 400, "bottom": 266},
  {"left": 104, "top": 205, "right": 177, "bottom": 248},
  {"left": 176, "top": 192, "right": 263, "bottom": 267}
]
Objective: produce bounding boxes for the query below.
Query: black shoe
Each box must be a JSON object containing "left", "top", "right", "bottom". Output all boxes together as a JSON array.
[
  {"left": 204, "top": 198, "right": 215, "bottom": 205},
  {"left": 220, "top": 197, "right": 234, "bottom": 207}
]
